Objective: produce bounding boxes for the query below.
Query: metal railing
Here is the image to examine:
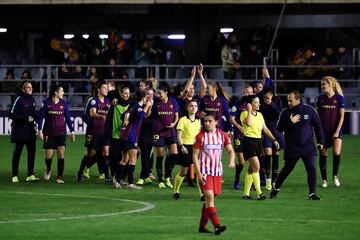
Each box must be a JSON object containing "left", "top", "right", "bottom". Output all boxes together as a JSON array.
[{"left": 0, "top": 63, "right": 360, "bottom": 109}]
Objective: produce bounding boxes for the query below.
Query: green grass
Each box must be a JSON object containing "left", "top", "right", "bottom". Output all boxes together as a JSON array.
[{"left": 0, "top": 135, "right": 360, "bottom": 239}]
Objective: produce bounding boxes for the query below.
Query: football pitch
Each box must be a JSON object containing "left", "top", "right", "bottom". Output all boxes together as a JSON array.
[{"left": 0, "top": 135, "right": 359, "bottom": 240}]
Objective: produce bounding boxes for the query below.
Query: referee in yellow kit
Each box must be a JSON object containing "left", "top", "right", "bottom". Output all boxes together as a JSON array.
[
  {"left": 173, "top": 100, "right": 202, "bottom": 199},
  {"left": 241, "top": 95, "right": 279, "bottom": 200}
]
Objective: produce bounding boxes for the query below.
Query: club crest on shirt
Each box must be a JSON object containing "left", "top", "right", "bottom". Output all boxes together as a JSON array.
[
  {"left": 304, "top": 114, "right": 309, "bottom": 120},
  {"left": 334, "top": 100, "right": 337, "bottom": 104},
  {"left": 217, "top": 103, "right": 220, "bottom": 106},
  {"left": 60, "top": 106, "right": 63, "bottom": 109},
  {"left": 170, "top": 104, "right": 173, "bottom": 109}
]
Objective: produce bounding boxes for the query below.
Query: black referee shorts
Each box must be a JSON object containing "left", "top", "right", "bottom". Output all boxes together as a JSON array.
[{"left": 242, "top": 137, "right": 263, "bottom": 161}]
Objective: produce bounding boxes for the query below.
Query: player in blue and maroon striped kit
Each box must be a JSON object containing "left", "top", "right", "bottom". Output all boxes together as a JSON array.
[
  {"left": 38, "top": 85, "right": 75, "bottom": 183},
  {"left": 259, "top": 87, "right": 284, "bottom": 190},
  {"left": 114, "top": 90, "right": 153, "bottom": 189},
  {"left": 152, "top": 82, "right": 179, "bottom": 189},
  {"left": 316, "top": 76, "right": 345, "bottom": 188},
  {"left": 230, "top": 84, "right": 253, "bottom": 189},
  {"left": 83, "top": 81, "right": 111, "bottom": 181},
  {"left": 199, "top": 81, "right": 232, "bottom": 132}
]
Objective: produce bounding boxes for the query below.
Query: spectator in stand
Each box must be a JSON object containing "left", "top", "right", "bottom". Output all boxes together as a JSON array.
[
  {"left": 104, "top": 57, "right": 121, "bottom": 80},
  {"left": 208, "top": 31, "right": 226, "bottom": 65},
  {"left": 242, "top": 41, "right": 263, "bottom": 80},
  {"left": 1, "top": 69, "right": 19, "bottom": 102},
  {"left": 133, "top": 40, "right": 156, "bottom": 78},
  {"left": 59, "top": 63, "right": 71, "bottom": 91},
  {"left": 108, "top": 25, "right": 127, "bottom": 66},
  {"left": 336, "top": 44, "right": 353, "bottom": 82},
  {"left": 221, "top": 32, "right": 241, "bottom": 80}
]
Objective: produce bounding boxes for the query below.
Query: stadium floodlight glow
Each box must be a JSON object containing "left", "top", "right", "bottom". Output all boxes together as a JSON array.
[
  {"left": 220, "top": 28, "right": 233, "bottom": 33},
  {"left": 82, "top": 34, "right": 89, "bottom": 39},
  {"left": 64, "top": 34, "right": 74, "bottom": 39},
  {"left": 99, "top": 34, "right": 108, "bottom": 39},
  {"left": 0, "top": 28, "right": 8, "bottom": 33},
  {"left": 168, "top": 34, "right": 186, "bottom": 40}
]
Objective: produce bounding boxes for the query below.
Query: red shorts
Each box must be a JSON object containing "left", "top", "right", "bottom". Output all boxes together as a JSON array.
[{"left": 200, "top": 175, "right": 222, "bottom": 196}]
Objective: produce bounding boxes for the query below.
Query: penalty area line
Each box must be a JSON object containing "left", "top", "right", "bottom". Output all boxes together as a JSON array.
[{"left": 0, "top": 191, "right": 155, "bottom": 224}]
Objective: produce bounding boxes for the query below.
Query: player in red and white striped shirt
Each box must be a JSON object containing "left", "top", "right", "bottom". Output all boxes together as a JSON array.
[{"left": 193, "top": 113, "right": 235, "bottom": 235}]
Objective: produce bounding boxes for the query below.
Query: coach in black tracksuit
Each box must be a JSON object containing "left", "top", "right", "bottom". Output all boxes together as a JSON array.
[
  {"left": 9, "top": 81, "right": 39, "bottom": 182},
  {"left": 270, "top": 90, "right": 324, "bottom": 200}
]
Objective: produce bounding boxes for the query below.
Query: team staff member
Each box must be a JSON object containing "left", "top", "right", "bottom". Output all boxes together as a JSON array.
[
  {"left": 316, "top": 76, "right": 345, "bottom": 188},
  {"left": 271, "top": 91, "right": 324, "bottom": 200},
  {"left": 173, "top": 100, "right": 201, "bottom": 199},
  {"left": 193, "top": 113, "right": 235, "bottom": 235},
  {"left": 38, "top": 85, "right": 75, "bottom": 184},
  {"left": 241, "top": 95, "right": 279, "bottom": 200},
  {"left": 259, "top": 87, "right": 284, "bottom": 190},
  {"left": 10, "top": 81, "right": 39, "bottom": 183},
  {"left": 152, "top": 82, "right": 179, "bottom": 189},
  {"left": 230, "top": 84, "right": 253, "bottom": 190},
  {"left": 105, "top": 85, "right": 130, "bottom": 181}
]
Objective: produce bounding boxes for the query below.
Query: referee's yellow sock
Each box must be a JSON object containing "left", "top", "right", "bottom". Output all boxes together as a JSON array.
[
  {"left": 252, "top": 172, "right": 262, "bottom": 196},
  {"left": 244, "top": 173, "right": 253, "bottom": 196},
  {"left": 174, "top": 173, "right": 184, "bottom": 193}
]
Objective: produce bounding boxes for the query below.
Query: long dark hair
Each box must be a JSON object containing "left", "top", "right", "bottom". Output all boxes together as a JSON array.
[{"left": 49, "top": 84, "right": 63, "bottom": 98}]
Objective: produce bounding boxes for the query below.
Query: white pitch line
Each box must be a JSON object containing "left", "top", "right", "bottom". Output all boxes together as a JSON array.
[
  {"left": 0, "top": 191, "right": 155, "bottom": 224},
  {"left": 133, "top": 215, "right": 360, "bottom": 225}
]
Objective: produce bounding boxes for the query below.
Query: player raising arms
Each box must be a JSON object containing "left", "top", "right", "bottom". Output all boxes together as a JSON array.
[
  {"left": 38, "top": 85, "right": 75, "bottom": 183},
  {"left": 199, "top": 81, "right": 232, "bottom": 132},
  {"left": 316, "top": 76, "right": 345, "bottom": 187},
  {"left": 193, "top": 113, "right": 235, "bottom": 235}
]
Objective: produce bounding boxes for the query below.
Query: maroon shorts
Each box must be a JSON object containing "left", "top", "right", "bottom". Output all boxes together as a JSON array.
[{"left": 200, "top": 175, "right": 222, "bottom": 196}]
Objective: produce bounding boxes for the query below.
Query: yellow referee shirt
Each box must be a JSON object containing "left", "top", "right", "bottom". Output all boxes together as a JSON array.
[
  {"left": 240, "top": 111, "right": 265, "bottom": 139},
  {"left": 176, "top": 116, "right": 201, "bottom": 145}
]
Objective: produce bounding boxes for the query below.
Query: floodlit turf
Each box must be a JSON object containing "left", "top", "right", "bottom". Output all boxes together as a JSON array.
[{"left": 0, "top": 135, "right": 360, "bottom": 239}]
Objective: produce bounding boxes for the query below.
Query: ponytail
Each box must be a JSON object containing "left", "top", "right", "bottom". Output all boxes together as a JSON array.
[
  {"left": 322, "top": 76, "right": 343, "bottom": 96},
  {"left": 215, "top": 81, "right": 231, "bottom": 101}
]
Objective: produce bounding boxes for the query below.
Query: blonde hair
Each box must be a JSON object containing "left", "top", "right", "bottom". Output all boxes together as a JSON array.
[
  {"left": 207, "top": 81, "right": 231, "bottom": 101},
  {"left": 321, "top": 76, "right": 343, "bottom": 96}
]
